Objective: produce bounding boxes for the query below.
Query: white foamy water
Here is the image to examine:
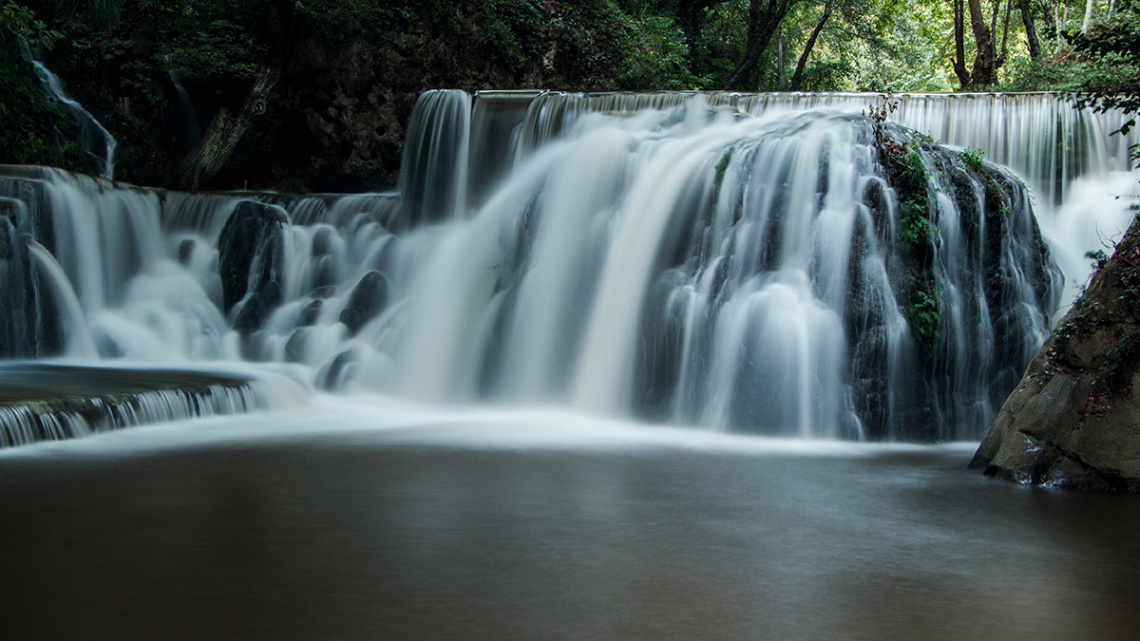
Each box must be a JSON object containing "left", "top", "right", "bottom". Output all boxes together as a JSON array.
[{"left": 0, "top": 90, "right": 1136, "bottom": 443}]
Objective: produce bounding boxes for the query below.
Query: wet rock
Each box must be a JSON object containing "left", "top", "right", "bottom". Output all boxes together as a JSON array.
[
  {"left": 218, "top": 200, "right": 288, "bottom": 313},
  {"left": 316, "top": 350, "right": 354, "bottom": 390},
  {"left": 296, "top": 299, "right": 322, "bottom": 327},
  {"left": 972, "top": 217, "right": 1140, "bottom": 490},
  {"left": 311, "top": 227, "right": 332, "bottom": 255},
  {"left": 338, "top": 270, "right": 389, "bottom": 336},
  {"left": 284, "top": 329, "right": 307, "bottom": 363},
  {"left": 232, "top": 280, "right": 284, "bottom": 335},
  {"left": 177, "top": 238, "right": 195, "bottom": 265},
  {"left": 0, "top": 197, "right": 21, "bottom": 222}
]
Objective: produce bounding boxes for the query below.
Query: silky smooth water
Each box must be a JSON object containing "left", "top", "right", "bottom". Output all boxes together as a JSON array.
[
  {"left": 2, "top": 89, "right": 1140, "bottom": 640},
  {"left": 8, "top": 91, "right": 1116, "bottom": 441},
  {"left": 1, "top": 404, "right": 1138, "bottom": 641}
]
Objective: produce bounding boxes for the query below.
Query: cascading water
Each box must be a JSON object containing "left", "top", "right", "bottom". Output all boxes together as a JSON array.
[
  {"left": 1, "top": 89, "right": 1135, "bottom": 444},
  {"left": 31, "top": 61, "right": 117, "bottom": 181}
]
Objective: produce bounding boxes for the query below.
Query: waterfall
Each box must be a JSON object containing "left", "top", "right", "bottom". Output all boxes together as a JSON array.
[
  {"left": 2, "top": 90, "right": 1135, "bottom": 443},
  {"left": 31, "top": 61, "right": 117, "bottom": 181}
]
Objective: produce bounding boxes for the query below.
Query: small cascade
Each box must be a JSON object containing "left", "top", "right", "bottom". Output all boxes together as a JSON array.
[
  {"left": 508, "top": 91, "right": 1137, "bottom": 210},
  {"left": 468, "top": 90, "right": 543, "bottom": 208},
  {"left": 168, "top": 66, "right": 202, "bottom": 149},
  {"left": 31, "top": 61, "right": 117, "bottom": 180},
  {"left": 397, "top": 90, "right": 472, "bottom": 227},
  {"left": 2, "top": 89, "right": 1136, "bottom": 443},
  {"left": 0, "top": 362, "right": 285, "bottom": 448}
]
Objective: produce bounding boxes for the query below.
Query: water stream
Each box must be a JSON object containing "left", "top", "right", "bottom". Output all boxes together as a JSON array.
[
  {"left": 31, "top": 61, "right": 117, "bottom": 180},
  {"left": 1, "top": 90, "right": 1139, "bottom": 639},
  {"left": 2, "top": 90, "right": 1137, "bottom": 444}
]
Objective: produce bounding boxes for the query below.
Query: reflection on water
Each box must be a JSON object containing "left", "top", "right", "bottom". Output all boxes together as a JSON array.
[{"left": 1, "top": 404, "right": 1139, "bottom": 640}]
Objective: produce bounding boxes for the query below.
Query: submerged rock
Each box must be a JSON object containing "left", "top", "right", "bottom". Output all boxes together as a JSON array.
[
  {"left": 338, "top": 270, "right": 389, "bottom": 336},
  {"left": 972, "top": 215, "right": 1140, "bottom": 490}
]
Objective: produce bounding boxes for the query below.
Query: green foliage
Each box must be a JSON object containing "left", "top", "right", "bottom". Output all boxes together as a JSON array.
[
  {"left": 897, "top": 198, "right": 934, "bottom": 260},
  {"left": 907, "top": 288, "right": 940, "bottom": 357},
  {"left": 1, "top": 0, "right": 62, "bottom": 49},
  {"left": 168, "top": 18, "right": 260, "bottom": 81},
  {"left": 714, "top": 148, "right": 732, "bottom": 187},
  {"left": 1086, "top": 248, "right": 1109, "bottom": 270},
  {"left": 1063, "top": 9, "right": 1140, "bottom": 138},
  {"left": 53, "top": 0, "right": 123, "bottom": 28},
  {"left": 615, "top": 13, "right": 704, "bottom": 89},
  {"left": 888, "top": 138, "right": 940, "bottom": 357},
  {"left": 0, "top": 24, "right": 63, "bottom": 165},
  {"left": 475, "top": 0, "right": 544, "bottom": 72},
  {"left": 959, "top": 147, "right": 984, "bottom": 173}
]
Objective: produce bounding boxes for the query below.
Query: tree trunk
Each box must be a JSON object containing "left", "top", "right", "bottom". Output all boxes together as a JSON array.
[
  {"left": 1019, "top": 0, "right": 1041, "bottom": 60},
  {"left": 728, "top": 0, "right": 794, "bottom": 91},
  {"left": 999, "top": 0, "right": 1012, "bottom": 64},
  {"left": 790, "top": 2, "right": 833, "bottom": 91},
  {"left": 677, "top": 0, "right": 705, "bottom": 59},
  {"left": 953, "top": 0, "right": 972, "bottom": 88},
  {"left": 177, "top": 66, "right": 281, "bottom": 190},
  {"left": 175, "top": 0, "right": 294, "bottom": 190},
  {"left": 968, "top": 0, "right": 1000, "bottom": 87},
  {"left": 677, "top": 0, "right": 731, "bottom": 58},
  {"left": 1082, "top": 0, "right": 1095, "bottom": 33}
]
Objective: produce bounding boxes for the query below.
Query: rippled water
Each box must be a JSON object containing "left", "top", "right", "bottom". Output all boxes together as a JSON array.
[{"left": 2, "top": 402, "right": 1138, "bottom": 640}]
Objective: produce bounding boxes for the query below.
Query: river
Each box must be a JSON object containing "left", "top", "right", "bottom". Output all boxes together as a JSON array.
[{"left": 2, "top": 399, "right": 1139, "bottom": 640}]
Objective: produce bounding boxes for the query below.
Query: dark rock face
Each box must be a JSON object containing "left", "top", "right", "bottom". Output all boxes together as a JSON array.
[
  {"left": 339, "top": 270, "right": 389, "bottom": 336},
  {"left": 218, "top": 200, "right": 288, "bottom": 333},
  {"left": 972, "top": 215, "right": 1140, "bottom": 490}
]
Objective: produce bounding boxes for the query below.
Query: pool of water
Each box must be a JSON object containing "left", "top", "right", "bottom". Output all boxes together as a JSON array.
[{"left": 2, "top": 399, "right": 1138, "bottom": 640}]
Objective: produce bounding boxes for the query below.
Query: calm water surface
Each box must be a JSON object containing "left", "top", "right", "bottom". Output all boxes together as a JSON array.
[{"left": 1, "top": 399, "right": 1138, "bottom": 641}]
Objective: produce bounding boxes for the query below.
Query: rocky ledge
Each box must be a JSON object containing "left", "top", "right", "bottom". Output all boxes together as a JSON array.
[
  {"left": 0, "top": 362, "right": 265, "bottom": 448},
  {"left": 971, "top": 213, "right": 1140, "bottom": 490}
]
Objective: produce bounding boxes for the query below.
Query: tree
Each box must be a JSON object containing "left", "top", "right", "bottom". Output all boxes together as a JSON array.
[
  {"left": 952, "top": 0, "right": 1013, "bottom": 89},
  {"left": 1064, "top": 6, "right": 1140, "bottom": 139},
  {"left": 728, "top": 0, "right": 798, "bottom": 90},
  {"left": 1019, "top": 0, "right": 1041, "bottom": 59},
  {"left": 790, "top": 0, "right": 834, "bottom": 90}
]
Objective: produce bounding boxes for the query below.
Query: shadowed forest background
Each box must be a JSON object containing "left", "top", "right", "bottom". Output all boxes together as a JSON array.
[{"left": 2, "top": 0, "right": 1138, "bottom": 191}]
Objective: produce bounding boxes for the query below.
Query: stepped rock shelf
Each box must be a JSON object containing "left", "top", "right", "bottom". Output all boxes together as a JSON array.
[{"left": 0, "top": 361, "right": 265, "bottom": 447}]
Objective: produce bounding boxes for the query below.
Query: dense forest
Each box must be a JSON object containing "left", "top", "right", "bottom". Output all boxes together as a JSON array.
[{"left": 1, "top": 0, "right": 1138, "bottom": 191}]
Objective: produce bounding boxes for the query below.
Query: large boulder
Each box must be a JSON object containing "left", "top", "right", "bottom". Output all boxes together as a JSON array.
[
  {"left": 218, "top": 200, "right": 288, "bottom": 334},
  {"left": 971, "top": 214, "right": 1140, "bottom": 490}
]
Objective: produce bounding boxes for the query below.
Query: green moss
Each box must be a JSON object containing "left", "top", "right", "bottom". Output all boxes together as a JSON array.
[
  {"left": 891, "top": 145, "right": 935, "bottom": 262},
  {"left": 959, "top": 146, "right": 985, "bottom": 173},
  {"left": 883, "top": 132, "right": 943, "bottom": 359},
  {"left": 906, "top": 288, "right": 941, "bottom": 357},
  {"left": 714, "top": 148, "right": 732, "bottom": 187}
]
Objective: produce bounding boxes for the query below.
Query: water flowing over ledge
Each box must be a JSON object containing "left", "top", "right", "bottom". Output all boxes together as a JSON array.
[
  {"left": 1, "top": 90, "right": 1136, "bottom": 443},
  {"left": 0, "top": 361, "right": 303, "bottom": 448}
]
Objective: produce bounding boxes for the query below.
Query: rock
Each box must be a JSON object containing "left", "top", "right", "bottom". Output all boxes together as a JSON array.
[
  {"left": 284, "top": 329, "right": 307, "bottom": 363},
  {"left": 316, "top": 350, "right": 354, "bottom": 390},
  {"left": 177, "top": 238, "right": 195, "bottom": 265},
  {"left": 338, "top": 270, "right": 389, "bottom": 336},
  {"left": 0, "top": 197, "right": 21, "bottom": 222},
  {"left": 219, "top": 200, "right": 289, "bottom": 335},
  {"left": 971, "top": 215, "right": 1140, "bottom": 490},
  {"left": 232, "top": 280, "right": 284, "bottom": 335},
  {"left": 296, "top": 299, "right": 322, "bottom": 327}
]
